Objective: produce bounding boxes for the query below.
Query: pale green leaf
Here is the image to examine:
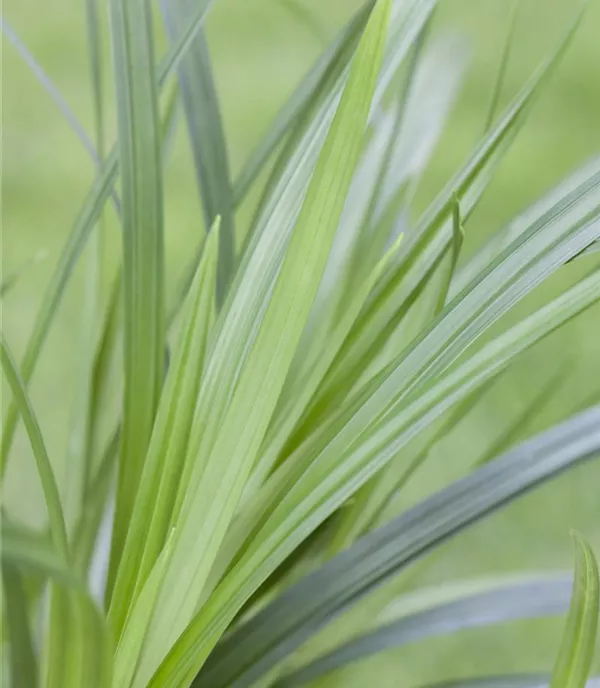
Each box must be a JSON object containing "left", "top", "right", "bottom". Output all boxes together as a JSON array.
[{"left": 109, "top": 221, "right": 219, "bottom": 641}]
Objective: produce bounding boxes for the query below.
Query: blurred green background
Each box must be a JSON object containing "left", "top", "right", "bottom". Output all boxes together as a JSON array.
[{"left": 2, "top": 0, "right": 600, "bottom": 683}]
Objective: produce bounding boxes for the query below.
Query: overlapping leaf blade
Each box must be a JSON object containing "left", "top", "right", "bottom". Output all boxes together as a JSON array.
[
  {"left": 194, "top": 406, "right": 600, "bottom": 688},
  {"left": 109, "top": 223, "right": 219, "bottom": 640},
  {"left": 140, "top": 3, "right": 392, "bottom": 684}
]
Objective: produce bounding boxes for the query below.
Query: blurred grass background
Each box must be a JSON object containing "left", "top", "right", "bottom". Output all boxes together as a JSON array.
[{"left": 2, "top": 0, "right": 600, "bottom": 682}]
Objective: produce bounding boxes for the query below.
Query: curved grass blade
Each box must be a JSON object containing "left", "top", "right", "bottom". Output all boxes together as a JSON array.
[
  {"left": 1, "top": 19, "right": 121, "bottom": 217},
  {"left": 0, "top": 335, "right": 69, "bottom": 559},
  {"left": 474, "top": 370, "right": 566, "bottom": 468},
  {"left": 2, "top": 564, "right": 37, "bottom": 688},
  {"left": 419, "top": 678, "right": 600, "bottom": 688},
  {"left": 107, "top": 0, "right": 166, "bottom": 594},
  {"left": 279, "top": 0, "right": 329, "bottom": 46},
  {"left": 550, "top": 534, "right": 599, "bottom": 688},
  {"left": 328, "top": 196, "right": 464, "bottom": 551},
  {"left": 276, "top": 575, "right": 573, "bottom": 686},
  {"left": 161, "top": 0, "right": 235, "bottom": 305},
  {"left": 203, "top": 268, "right": 600, "bottom": 617},
  {"left": 1, "top": 19, "right": 98, "bottom": 163},
  {"left": 193, "top": 407, "right": 600, "bottom": 688}
]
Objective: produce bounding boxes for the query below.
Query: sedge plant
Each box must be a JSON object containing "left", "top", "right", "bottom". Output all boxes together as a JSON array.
[{"left": 1, "top": 0, "right": 600, "bottom": 686}]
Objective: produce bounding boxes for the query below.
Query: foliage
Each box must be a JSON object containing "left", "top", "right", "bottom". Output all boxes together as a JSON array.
[{"left": 1, "top": 0, "right": 599, "bottom": 687}]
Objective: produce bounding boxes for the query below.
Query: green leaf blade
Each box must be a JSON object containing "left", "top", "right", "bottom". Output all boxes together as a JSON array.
[
  {"left": 161, "top": 0, "right": 235, "bottom": 304},
  {"left": 550, "top": 534, "right": 600, "bottom": 688},
  {"left": 107, "top": 0, "right": 166, "bottom": 596}
]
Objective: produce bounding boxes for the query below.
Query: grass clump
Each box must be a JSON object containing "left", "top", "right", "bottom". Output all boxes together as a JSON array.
[{"left": 1, "top": 0, "right": 599, "bottom": 686}]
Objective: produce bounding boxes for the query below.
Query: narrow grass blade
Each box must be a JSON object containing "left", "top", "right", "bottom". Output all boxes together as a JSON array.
[
  {"left": 73, "top": 428, "right": 120, "bottom": 576},
  {"left": 107, "top": 0, "right": 166, "bottom": 594},
  {"left": 484, "top": 0, "right": 521, "bottom": 132},
  {"left": 1, "top": 521, "right": 76, "bottom": 585},
  {"left": 474, "top": 371, "right": 566, "bottom": 468},
  {"left": 0, "top": 335, "right": 69, "bottom": 559},
  {"left": 419, "top": 678, "right": 600, "bottom": 688},
  {"left": 161, "top": 0, "right": 235, "bottom": 304},
  {"left": 232, "top": 1, "right": 373, "bottom": 204},
  {"left": 86, "top": 0, "right": 105, "bottom": 161},
  {"left": 0, "top": 251, "right": 47, "bottom": 299},
  {"left": 1, "top": 19, "right": 98, "bottom": 163},
  {"left": 1, "top": 19, "right": 121, "bottom": 217},
  {"left": 276, "top": 575, "right": 572, "bottom": 686},
  {"left": 278, "top": 0, "right": 329, "bottom": 46},
  {"left": 108, "top": 222, "right": 219, "bottom": 641},
  {"left": 550, "top": 534, "right": 599, "bottom": 688},
  {"left": 330, "top": 375, "right": 491, "bottom": 552},
  {"left": 138, "top": 3, "right": 391, "bottom": 683},
  {"left": 451, "top": 156, "right": 600, "bottom": 299},
  {"left": 193, "top": 407, "right": 600, "bottom": 688},
  {"left": 2, "top": 564, "right": 38, "bottom": 688}
]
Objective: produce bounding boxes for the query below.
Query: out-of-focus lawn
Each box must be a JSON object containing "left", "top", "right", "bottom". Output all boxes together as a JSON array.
[{"left": 2, "top": 0, "right": 599, "bottom": 682}]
